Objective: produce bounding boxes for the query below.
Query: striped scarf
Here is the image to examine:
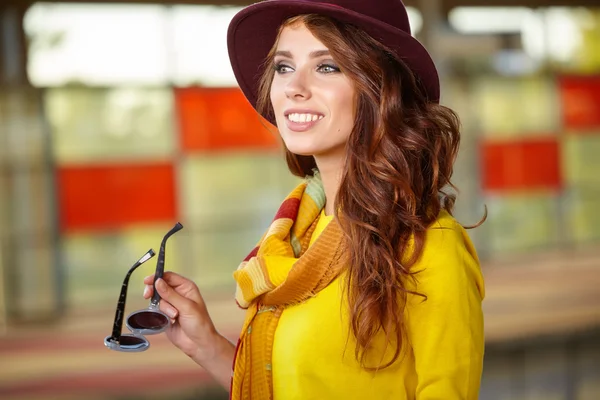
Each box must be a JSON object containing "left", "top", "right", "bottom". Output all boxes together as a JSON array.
[{"left": 230, "top": 173, "right": 348, "bottom": 400}]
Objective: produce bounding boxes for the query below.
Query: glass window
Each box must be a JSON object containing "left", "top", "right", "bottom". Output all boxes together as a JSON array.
[
  {"left": 45, "top": 87, "right": 176, "bottom": 162},
  {"left": 180, "top": 154, "right": 298, "bottom": 223},
  {"left": 473, "top": 77, "right": 559, "bottom": 136},
  {"left": 484, "top": 194, "right": 562, "bottom": 253},
  {"left": 25, "top": 3, "right": 171, "bottom": 86}
]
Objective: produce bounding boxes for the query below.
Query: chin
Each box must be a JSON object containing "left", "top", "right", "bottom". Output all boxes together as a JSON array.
[
  {"left": 285, "top": 146, "right": 319, "bottom": 157},
  {"left": 280, "top": 138, "right": 320, "bottom": 157},
  {"left": 283, "top": 138, "right": 346, "bottom": 159}
]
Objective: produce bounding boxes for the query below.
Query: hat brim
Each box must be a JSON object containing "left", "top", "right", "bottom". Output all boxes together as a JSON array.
[{"left": 227, "top": 0, "right": 440, "bottom": 124}]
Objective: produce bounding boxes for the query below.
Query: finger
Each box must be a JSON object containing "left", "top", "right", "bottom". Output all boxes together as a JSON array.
[
  {"left": 145, "top": 271, "right": 190, "bottom": 288},
  {"left": 160, "top": 271, "right": 194, "bottom": 286},
  {"left": 155, "top": 278, "right": 197, "bottom": 314},
  {"left": 157, "top": 298, "right": 179, "bottom": 319},
  {"left": 160, "top": 272, "right": 203, "bottom": 304},
  {"left": 144, "top": 271, "right": 181, "bottom": 285},
  {"left": 142, "top": 285, "right": 153, "bottom": 299}
]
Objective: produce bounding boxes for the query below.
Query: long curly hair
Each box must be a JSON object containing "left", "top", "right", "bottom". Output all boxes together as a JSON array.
[{"left": 256, "top": 14, "right": 467, "bottom": 370}]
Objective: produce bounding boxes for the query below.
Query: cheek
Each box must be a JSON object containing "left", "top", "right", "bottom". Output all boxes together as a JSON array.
[
  {"left": 269, "top": 81, "right": 282, "bottom": 111},
  {"left": 269, "top": 86, "right": 278, "bottom": 109},
  {"left": 333, "top": 90, "right": 355, "bottom": 132},
  {"left": 342, "top": 97, "right": 354, "bottom": 123},
  {"left": 269, "top": 86, "right": 285, "bottom": 127},
  {"left": 327, "top": 82, "right": 354, "bottom": 112}
]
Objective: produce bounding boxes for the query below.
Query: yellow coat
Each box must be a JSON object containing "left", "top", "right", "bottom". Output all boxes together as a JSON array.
[{"left": 270, "top": 210, "right": 485, "bottom": 399}]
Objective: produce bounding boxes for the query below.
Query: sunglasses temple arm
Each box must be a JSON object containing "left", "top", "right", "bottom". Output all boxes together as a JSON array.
[
  {"left": 151, "top": 222, "right": 184, "bottom": 306},
  {"left": 108, "top": 249, "right": 156, "bottom": 342}
]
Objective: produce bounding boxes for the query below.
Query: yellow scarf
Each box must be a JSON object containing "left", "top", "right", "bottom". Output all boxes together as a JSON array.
[{"left": 230, "top": 173, "right": 348, "bottom": 400}]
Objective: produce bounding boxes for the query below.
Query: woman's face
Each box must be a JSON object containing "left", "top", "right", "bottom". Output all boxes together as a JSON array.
[{"left": 270, "top": 22, "right": 355, "bottom": 165}]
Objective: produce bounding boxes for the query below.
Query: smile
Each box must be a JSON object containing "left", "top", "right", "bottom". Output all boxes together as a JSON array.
[
  {"left": 283, "top": 111, "right": 325, "bottom": 132},
  {"left": 286, "top": 113, "right": 324, "bottom": 123}
]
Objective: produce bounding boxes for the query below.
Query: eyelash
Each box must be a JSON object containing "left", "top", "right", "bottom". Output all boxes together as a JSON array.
[
  {"left": 273, "top": 63, "right": 293, "bottom": 74},
  {"left": 317, "top": 64, "right": 340, "bottom": 74},
  {"left": 273, "top": 63, "right": 341, "bottom": 74}
]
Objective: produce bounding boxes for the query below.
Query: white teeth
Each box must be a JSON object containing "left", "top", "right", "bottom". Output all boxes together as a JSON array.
[{"left": 287, "top": 113, "right": 324, "bottom": 123}]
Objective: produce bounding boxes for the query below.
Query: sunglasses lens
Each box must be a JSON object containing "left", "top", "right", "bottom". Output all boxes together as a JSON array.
[
  {"left": 104, "top": 335, "right": 149, "bottom": 352},
  {"left": 128, "top": 310, "right": 169, "bottom": 331},
  {"left": 118, "top": 335, "right": 148, "bottom": 350}
]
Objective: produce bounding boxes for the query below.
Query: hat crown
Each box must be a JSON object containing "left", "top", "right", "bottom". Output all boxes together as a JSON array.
[
  {"left": 295, "top": 0, "right": 411, "bottom": 35},
  {"left": 228, "top": 0, "right": 440, "bottom": 115}
]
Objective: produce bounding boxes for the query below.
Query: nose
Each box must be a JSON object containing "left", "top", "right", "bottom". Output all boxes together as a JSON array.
[{"left": 284, "top": 70, "right": 311, "bottom": 100}]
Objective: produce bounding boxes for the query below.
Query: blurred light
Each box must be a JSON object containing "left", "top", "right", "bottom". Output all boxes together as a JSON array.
[
  {"left": 449, "top": 7, "right": 584, "bottom": 63},
  {"left": 406, "top": 7, "right": 423, "bottom": 36},
  {"left": 544, "top": 7, "right": 585, "bottom": 63},
  {"left": 170, "top": 5, "right": 244, "bottom": 87},
  {"left": 24, "top": 3, "right": 245, "bottom": 87},
  {"left": 24, "top": 3, "right": 171, "bottom": 86},
  {"left": 25, "top": 3, "right": 423, "bottom": 88},
  {"left": 449, "top": 7, "right": 531, "bottom": 34},
  {"left": 492, "top": 50, "right": 540, "bottom": 76}
]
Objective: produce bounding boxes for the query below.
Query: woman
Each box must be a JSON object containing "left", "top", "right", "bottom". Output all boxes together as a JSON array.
[{"left": 143, "top": 0, "right": 485, "bottom": 399}]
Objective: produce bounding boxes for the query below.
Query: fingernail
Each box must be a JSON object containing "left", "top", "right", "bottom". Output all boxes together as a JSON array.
[
  {"left": 166, "top": 308, "right": 177, "bottom": 318},
  {"left": 143, "top": 286, "right": 149, "bottom": 297}
]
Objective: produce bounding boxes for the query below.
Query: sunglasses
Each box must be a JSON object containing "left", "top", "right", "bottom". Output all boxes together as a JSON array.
[{"left": 104, "top": 222, "right": 184, "bottom": 352}]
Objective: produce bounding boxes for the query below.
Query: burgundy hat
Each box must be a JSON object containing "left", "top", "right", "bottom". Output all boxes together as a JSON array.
[{"left": 227, "top": 0, "right": 440, "bottom": 122}]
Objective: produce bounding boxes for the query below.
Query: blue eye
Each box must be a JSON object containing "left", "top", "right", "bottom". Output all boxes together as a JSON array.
[
  {"left": 317, "top": 64, "right": 340, "bottom": 74},
  {"left": 274, "top": 63, "right": 293, "bottom": 74}
]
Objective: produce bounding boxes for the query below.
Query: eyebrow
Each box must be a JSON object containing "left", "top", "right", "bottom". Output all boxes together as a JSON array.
[{"left": 274, "top": 50, "right": 331, "bottom": 59}]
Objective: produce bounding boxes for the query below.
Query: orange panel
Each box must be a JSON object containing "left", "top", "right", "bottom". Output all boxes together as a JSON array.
[
  {"left": 481, "top": 138, "right": 562, "bottom": 192},
  {"left": 57, "top": 163, "right": 177, "bottom": 232},
  {"left": 175, "top": 87, "right": 279, "bottom": 152},
  {"left": 559, "top": 75, "right": 600, "bottom": 132}
]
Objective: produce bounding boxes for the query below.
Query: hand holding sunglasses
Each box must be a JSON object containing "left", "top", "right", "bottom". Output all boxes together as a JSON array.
[{"left": 104, "top": 222, "right": 184, "bottom": 352}]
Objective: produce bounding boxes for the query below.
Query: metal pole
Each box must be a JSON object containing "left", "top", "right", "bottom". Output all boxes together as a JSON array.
[
  {"left": 417, "top": 0, "right": 445, "bottom": 78},
  {"left": 0, "top": 224, "right": 5, "bottom": 335},
  {"left": 0, "top": 3, "right": 62, "bottom": 326}
]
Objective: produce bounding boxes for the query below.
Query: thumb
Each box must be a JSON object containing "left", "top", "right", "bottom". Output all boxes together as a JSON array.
[{"left": 155, "top": 278, "right": 193, "bottom": 313}]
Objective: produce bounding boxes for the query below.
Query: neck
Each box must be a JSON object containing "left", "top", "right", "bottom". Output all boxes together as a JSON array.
[{"left": 314, "top": 156, "right": 344, "bottom": 216}]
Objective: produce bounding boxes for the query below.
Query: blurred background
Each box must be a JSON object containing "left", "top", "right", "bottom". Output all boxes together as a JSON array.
[{"left": 0, "top": 0, "right": 598, "bottom": 399}]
